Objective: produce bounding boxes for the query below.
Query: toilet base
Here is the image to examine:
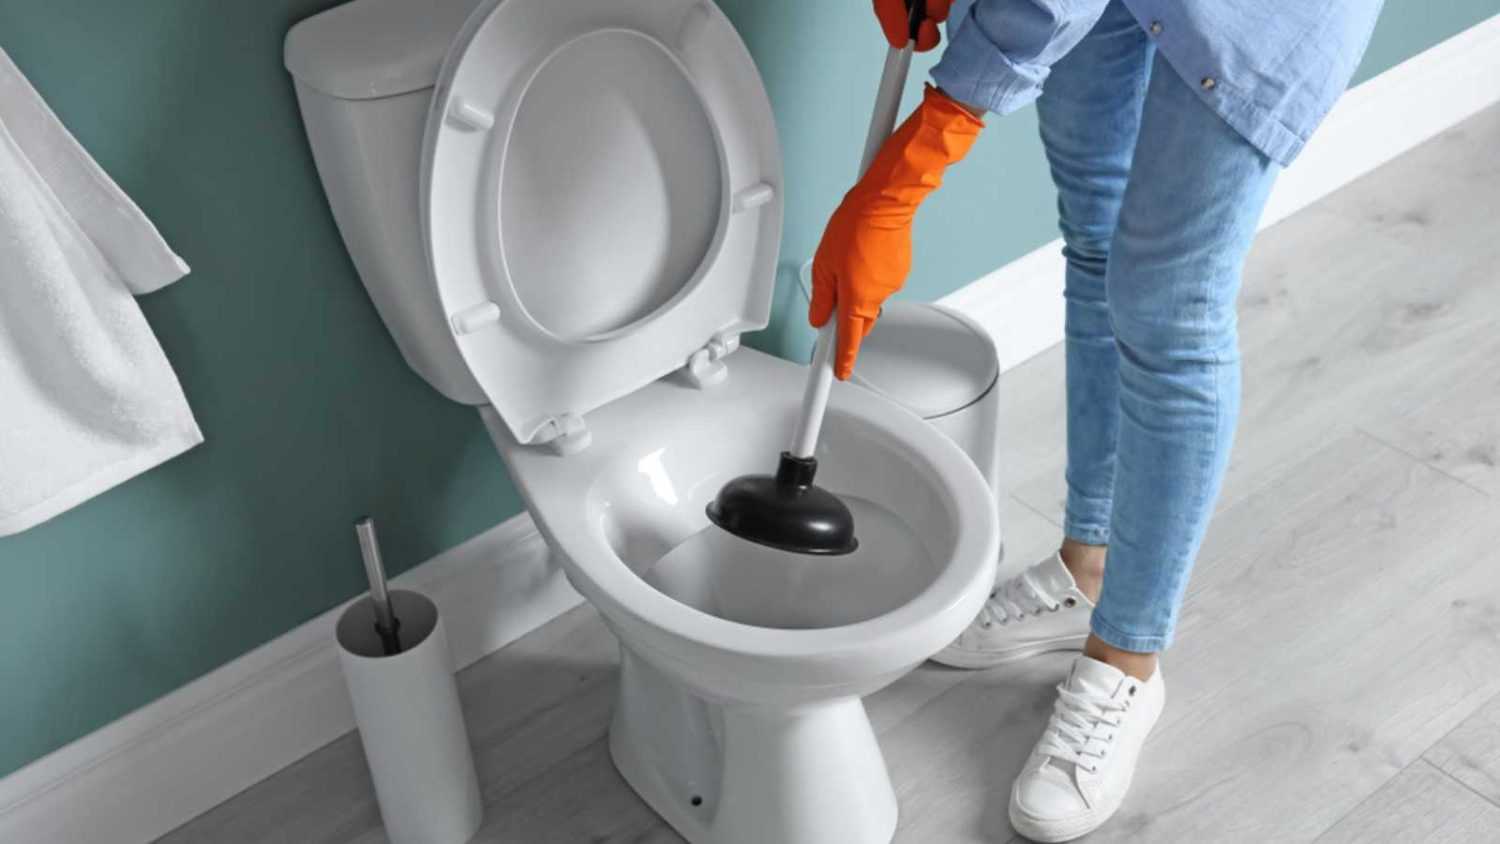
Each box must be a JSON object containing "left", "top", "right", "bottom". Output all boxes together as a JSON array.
[{"left": 609, "top": 647, "right": 899, "bottom": 844}]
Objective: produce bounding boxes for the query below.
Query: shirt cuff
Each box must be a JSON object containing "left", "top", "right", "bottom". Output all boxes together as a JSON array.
[{"left": 930, "top": 13, "right": 1047, "bottom": 116}]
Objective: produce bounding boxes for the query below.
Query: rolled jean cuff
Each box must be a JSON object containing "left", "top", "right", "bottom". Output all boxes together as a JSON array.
[
  {"left": 1063, "top": 510, "right": 1111, "bottom": 546},
  {"left": 1089, "top": 610, "right": 1170, "bottom": 654}
]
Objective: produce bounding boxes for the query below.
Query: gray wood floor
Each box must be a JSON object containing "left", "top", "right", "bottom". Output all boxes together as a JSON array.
[{"left": 160, "top": 105, "right": 1500, "bottom": 844}]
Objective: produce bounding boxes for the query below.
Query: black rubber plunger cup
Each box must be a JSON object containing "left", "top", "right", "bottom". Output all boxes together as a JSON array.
[
  {"left": 706, "top": 322, "right": 858, "bottom": 555},
  {"left": 707, "top": 450, "right": 858, "bottom": 555},
  {"left": 704, "top": 1, "right": 926, "bottom": 557}
]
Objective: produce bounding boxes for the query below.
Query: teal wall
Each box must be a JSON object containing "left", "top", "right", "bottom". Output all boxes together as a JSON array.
[{"left": 0, "top": 0, "right": 1495, "bottom": 779}]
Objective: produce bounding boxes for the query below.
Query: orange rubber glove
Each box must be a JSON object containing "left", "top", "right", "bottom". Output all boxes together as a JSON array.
[
  {"left": 874, "top": 0, "right": 952, "bottom": 52},
  {"left": 810, "top": 85, "right": 983, "bottom": 380}
]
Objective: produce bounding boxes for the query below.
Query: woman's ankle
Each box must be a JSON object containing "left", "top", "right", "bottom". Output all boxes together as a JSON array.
[
  {"left": 1083, "top": 634, "right": 1158, "bottom": 682},
  {"left": 1059, "top": 538, "right": 1107, "bottom": 602}
]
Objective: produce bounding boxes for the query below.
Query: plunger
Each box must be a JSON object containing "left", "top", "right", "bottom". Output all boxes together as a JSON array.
[
  {"left": 706, "top": 322, "right": 858, "bottom": 554},
  {"left": 705, "top": 0, "right": 925, "bottom": 556}
]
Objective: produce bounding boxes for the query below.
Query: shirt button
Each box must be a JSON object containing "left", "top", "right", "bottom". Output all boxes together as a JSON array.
[
  {"left": 1149, "top": 21, "right": 1162, "bottom": 34},
  {"left": 1200, "top": 77, "right": 1217, "bottom": 90}
]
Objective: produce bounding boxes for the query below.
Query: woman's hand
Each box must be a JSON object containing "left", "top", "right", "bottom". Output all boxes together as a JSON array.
[
  {"left": 809, "top": 86, "right": 984, "bottom": 379},
  {"left": 873, "top": 0, "right": 952, "bottom": 52}
]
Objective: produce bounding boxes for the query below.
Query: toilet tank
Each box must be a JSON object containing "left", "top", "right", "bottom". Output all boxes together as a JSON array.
[
  {"left": 851, "top": 302, "right": 1001, "bottom": 492},
  {"left": 284, "top": 0, "right": 488, "bottom": 404}
]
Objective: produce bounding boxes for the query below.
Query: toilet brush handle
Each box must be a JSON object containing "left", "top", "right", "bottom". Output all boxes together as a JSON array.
[{"left": 355, "top": 517, "right": 403, "bottom": 655}]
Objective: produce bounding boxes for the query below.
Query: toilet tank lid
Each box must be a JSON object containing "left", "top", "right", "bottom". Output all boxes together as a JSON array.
[
  {"left": 284, "top": 0, "right": 485, "bottom": 100},
  {"left": 851, "top": 302, "right": 1000, "bottom": 419}
]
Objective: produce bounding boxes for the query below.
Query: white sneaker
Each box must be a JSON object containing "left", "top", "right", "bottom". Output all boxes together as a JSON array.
[
  {"left": 1009, "top": 656, "right": 1166, "bottom": 842},
  {"left": 931, "top": 552, "right": 1094, "bottom": 669}
]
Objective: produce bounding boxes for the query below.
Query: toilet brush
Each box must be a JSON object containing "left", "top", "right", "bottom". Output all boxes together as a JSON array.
[
  {"left": 705, "top": 0, "right": 925, "bottom": 556},
  {"left": 355, "top": 516, "right": 402, "bottom": 655},
  {"left": 335, "top": 517, "right": 484, "bottom": 844}
]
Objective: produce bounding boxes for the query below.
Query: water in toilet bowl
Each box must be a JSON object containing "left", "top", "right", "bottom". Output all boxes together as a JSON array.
[{"left": 644, "top": 495, "right": 940, "bottom": 630}]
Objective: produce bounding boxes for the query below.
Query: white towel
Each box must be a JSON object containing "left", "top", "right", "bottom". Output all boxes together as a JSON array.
[{"left": 0, "top": 47, "right": 202, "bottom": 536}]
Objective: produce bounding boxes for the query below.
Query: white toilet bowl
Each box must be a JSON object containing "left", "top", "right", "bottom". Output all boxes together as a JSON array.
[
  {"left": 285, "top": 0, "right": 1001, "bottom": 839},
  {"left": 485, "top": 348, "right": 998, "bottom": 844}
]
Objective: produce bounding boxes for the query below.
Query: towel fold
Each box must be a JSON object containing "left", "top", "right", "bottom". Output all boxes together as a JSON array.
[{"left": 0, "top": 47, "right": 202, "bottom": 536}]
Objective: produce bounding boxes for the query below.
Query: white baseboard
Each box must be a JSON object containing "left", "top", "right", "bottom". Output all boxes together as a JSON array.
[
  {"left": 941, "top": 13, "right": 1500, "bottom": 369},
  {"left": 3, "top": 14, "right": 1497, "bottom": 844},
  {"left": 0, "top": 513, "right": 582, "bottom": 844},
  {"left": 939, "top": 237, "right": 1069, "bottom": 372}
]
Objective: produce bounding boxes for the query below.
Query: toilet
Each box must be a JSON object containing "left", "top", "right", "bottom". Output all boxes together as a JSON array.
[{"left": 285, "top": 0, "right": 1001, "bottom": 841}]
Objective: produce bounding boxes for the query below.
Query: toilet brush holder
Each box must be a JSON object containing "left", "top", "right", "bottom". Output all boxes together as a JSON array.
[{"left": 335, "top": 589, "right": 483, "bottom": 844}]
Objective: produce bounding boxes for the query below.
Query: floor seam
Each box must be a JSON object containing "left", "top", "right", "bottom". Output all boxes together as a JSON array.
[
  {"left": 1413, "top": 684, "right": 1500, "bottom": 805},
  {"left": 1352, "top": 424, "right": 1494, "bottom": 499},
  {"left": 1420, "top": 756, "right": 1500, "bottom": 812},
  {"left": 1308, "top": 752, "right": 1428, "bottom": 842},
  {"left": 1007, "top": 492, "right": 1062, "bottom": 530},
  {"left": 1310, "top": 691, "right": 1500, "bottom": 841},
  {"left": 1416, "top": 686, "right": 1500, "bottom": 760},
  {"left": 1212, "top": 420, "right": 1362, "bottom": 514}
]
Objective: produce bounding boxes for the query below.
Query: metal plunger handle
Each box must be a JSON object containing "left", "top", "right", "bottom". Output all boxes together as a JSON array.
[
  {"left": 864, "top": 0, "right": 924, "bottom": 174},
  {"left": 788, "top": 5, "right": 920, "bottom": 460},
  {"left": 790, "top": 323, "right": 839, "bottom": 458},
  {"left": 355, "top": 517, "right": 403, "bottom": 655}
]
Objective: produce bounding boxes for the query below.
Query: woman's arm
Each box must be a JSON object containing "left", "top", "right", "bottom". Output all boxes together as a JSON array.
[{"left": 933, "top": 0, "right": 1111, "bottom": 116}]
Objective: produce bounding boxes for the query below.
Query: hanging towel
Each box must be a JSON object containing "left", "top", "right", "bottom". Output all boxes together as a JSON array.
[{"left": 0, "top": 47, "right": 202, "bottom": 536}]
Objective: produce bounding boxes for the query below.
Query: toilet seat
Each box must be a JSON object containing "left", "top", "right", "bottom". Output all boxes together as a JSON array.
[{"left": 422, "top": 0, "right": 781, "bottom": 449}]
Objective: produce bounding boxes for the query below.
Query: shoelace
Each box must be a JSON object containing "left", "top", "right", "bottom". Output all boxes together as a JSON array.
[
  {"left": 977, "top": 569, "right": 1062, "bottom": 628},
  {"left": 1035, "top": 683, "right": 1128, "bottom": 774}
]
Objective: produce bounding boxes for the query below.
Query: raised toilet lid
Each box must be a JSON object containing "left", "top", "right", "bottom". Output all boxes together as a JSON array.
[{"left": 422, "top": 0, "right": 782, "bottom": 448}]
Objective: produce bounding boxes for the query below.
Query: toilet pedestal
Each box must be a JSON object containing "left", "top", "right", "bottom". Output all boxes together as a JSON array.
[{"left": 609, "top": 647, "right": 899, "bottom": 844}]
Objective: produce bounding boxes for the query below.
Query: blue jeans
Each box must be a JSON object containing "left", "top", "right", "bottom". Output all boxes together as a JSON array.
[{"left": 1034, "top": 1, "right": 1280, "bottom": 652}]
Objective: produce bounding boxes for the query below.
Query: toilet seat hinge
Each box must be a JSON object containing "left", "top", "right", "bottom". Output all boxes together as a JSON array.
[
  {"left": 534, "top": 413, "right": 591, "bottom": 456},
  {"left": 446, "top": 98, "right": 495, "bottom": 132},
  {"left": 684, "top": 332, "right": 739, "bottom": 389},
  {"left": 449, "top": 301, "right": 501, "bottom": 335}
]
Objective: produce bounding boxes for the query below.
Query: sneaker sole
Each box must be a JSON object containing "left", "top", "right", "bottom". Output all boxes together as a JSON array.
[{"left": 928, "top": 633, "right": 1089, "bottom": 670}]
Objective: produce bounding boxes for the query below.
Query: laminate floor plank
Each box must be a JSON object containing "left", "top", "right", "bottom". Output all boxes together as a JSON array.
[
  {"left": 1315, "top": 760, "right": 1500, "bottom": 844},
  {"left": 1425, "top": 690, "right": 1500, "bottom": 808}
]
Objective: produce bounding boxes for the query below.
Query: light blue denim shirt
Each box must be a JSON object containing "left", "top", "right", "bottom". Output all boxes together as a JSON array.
[{"left": 931, "top": 0, "right": 1385, "bottom": 164}]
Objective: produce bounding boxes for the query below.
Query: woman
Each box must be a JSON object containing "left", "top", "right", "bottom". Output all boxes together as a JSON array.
[{"left": 811, "top": 1, "right": 1384, "bottom": 839}]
